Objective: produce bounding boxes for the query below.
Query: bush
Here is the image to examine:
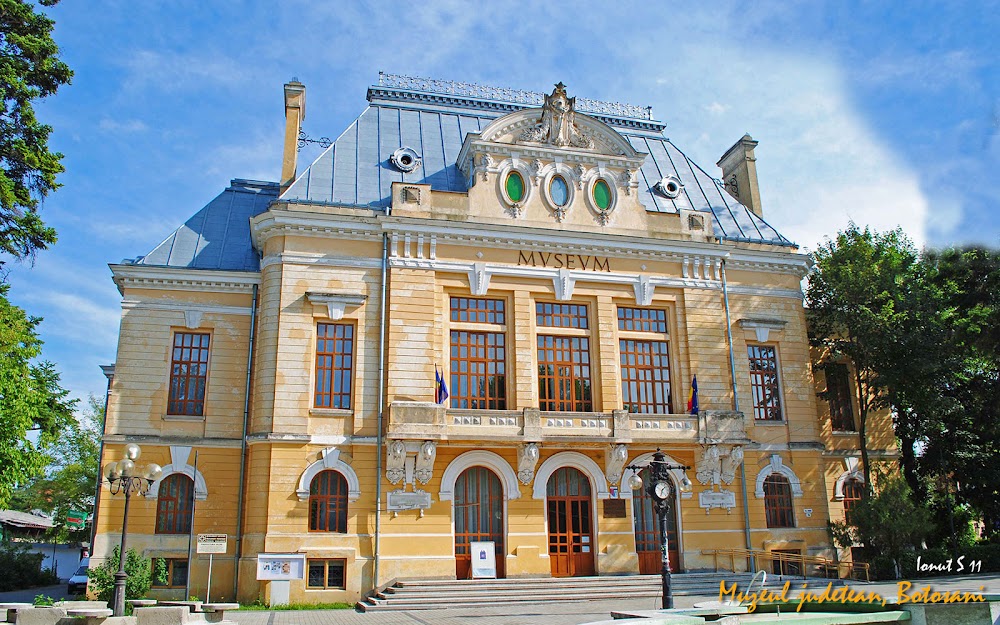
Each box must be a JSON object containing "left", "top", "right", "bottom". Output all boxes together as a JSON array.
[
  {"left": 0, "top": 543, "right": 59, "bottom": 591},
  {"left": 88, "top": 547, "right": 165, "bottom": 603}
]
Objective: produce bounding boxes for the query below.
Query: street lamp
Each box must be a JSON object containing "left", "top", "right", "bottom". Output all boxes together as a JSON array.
[
  {"left": 103, "top": 443, "right": 162, "bottom": 617},
  {"left": 626, "top": 449, "right": 693, "bottom": 610}
]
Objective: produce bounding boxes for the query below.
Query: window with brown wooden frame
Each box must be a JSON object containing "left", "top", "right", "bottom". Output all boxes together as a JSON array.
[
  {"left": 620, "top": 339, "right": 673, "bottom": 414},
  {"left": 168, "top": 332, "right": 210, "bottom": 416},
  {"left": 537, "top": 335, "right": 592, "bottom": 411},
  {"left": 617, "top": 307, "right": 668, "bottom": 333},
  {"left": 307, "top": 559, "right": 346, "bottom": 589},
  {"left": 450, "top": 330, "right": 507, "bottom": 409},
  {"left": 155, "top": 474, "right": 193, "bottom": 534},
  {"left": 763, "top": 474, "right": 795, "bottom": 528},
  {"left": 450, "top": 297, "right": 505, "bottom": 324},
  {"left": 151, "top": 558, "right": 188, "bottom": 588},
  {"left": 826, "top": 363, "right": 856, "bottom": 431},
  {"left": 748, "top": 344, "right": 783, "bottom": 421},
  {"left": 314, "top": 323, "right": 354, "bottom": 409},
  {"left": 309, "top": 470, "right": 348, "bottom": 533},
  {"left": 843, "top": 477, "right": 864, "bottom": 524}
]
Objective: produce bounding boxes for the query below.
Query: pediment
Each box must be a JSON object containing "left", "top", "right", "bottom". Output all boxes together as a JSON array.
[{"left": 476, "top": 105, "right": 641, "bottom": 159}]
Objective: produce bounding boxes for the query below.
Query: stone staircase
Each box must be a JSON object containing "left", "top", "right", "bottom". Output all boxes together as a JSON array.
[{"left": 357, "top": 571, "right": 850, "bottom": 612}]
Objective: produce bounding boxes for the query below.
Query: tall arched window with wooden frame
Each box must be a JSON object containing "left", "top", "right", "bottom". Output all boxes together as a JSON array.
[
  {"left": 156, "top": 474, "right": 194, "bottom": 534},
  {"left": 763, "top": 474, "right": 795, "bottom": 528},
  {"left": 309, "top": 470, "right": 348, "bottom": 533},
  {"left": 842, "top": 478, "right": 864, "bottom": 524}
]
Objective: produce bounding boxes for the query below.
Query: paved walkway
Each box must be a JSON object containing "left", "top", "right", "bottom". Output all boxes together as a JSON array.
[
  {"left": 227, "top": 574, "right": 1000, "bottom": 625},
  {"left": 0, "top": 584, "right": 72, "bottom": 603}
]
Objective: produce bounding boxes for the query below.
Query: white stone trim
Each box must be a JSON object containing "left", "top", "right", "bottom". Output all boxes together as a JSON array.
[
  {"left": 532, "top": 451, "right": 610, "bottom": 500},
  {"left": 120, "top": 300, "right": 254, "bottom": 317},
  {"left": 110, "top": 265, "right": 259, "bottom": 295},
  {"left": 754, "top": 454, "right": 804, "bottom": 498},
  {"left": 439, "top": 450, "right": 521, "bottom": 501},
  {"left": 833, "top": 457, "right": 864, "bottom": 500},
  {"left": 146, "top": 465, "right": 208, "bottom": 501},
  {"left": 619, "top": 452, "right": 694, "bottom": 500},
  {"left": 295, "top": 448, "right": 362, "bottom": 502},
  {"left": 738, "top": 318, "right": 788, "bottom": 343},
  {"left": 305, "top": 292, "right": 367, "bottom": 321}
]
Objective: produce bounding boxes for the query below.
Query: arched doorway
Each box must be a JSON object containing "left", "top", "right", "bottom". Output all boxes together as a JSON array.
[
  {"left": 546, "top": 467, "right": 595, "bottom": 577},
  {"left": 632, "top": 467, "right": 680, "bottom": 574},
  {"left": 454, "top": 466, "right": 505, "bottom": 579}
]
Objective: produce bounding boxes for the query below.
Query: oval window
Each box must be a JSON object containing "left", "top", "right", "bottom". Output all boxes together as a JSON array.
[
  {"left": 593, "top": 179, "right": 612, "bottom": 210},
  {"left": 505, "top": 171, "right": 525, "bottom": 203},
  {"left": 550, "top": 176, "right": 569, "bottom": 207}
]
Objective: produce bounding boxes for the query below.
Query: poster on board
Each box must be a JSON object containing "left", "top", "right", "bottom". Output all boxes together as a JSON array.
[
  {"left": 470, "top": 541, "right": 497, "bottom": 579},
  {"left": 256, "top": 554, "right": 305, "bottom": 580}
]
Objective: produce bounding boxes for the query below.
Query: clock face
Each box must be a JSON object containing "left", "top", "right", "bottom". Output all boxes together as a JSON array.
[{"left": 654, "top": 481, "right": 671, "bottom": 500}]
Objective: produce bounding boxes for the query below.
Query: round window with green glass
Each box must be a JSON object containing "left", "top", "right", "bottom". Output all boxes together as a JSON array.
[
  {"left": 593, "top": 179, "right": 612, "bottom": 211},
  {"left": 505, "top": 171, "right": 525, "bottom": 203}
]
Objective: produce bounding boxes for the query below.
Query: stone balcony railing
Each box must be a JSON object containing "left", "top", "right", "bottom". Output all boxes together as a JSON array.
[{"left": 386, "top": 401, "right": 748, "bottom": 445}]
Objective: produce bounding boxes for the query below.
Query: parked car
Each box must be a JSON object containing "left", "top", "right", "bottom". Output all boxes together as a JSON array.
[{"left": 67, "top": 559, "right": 89, "bottom": 595}]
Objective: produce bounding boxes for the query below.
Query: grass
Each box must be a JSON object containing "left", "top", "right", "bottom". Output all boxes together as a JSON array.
[{"left": 238, "top": 601, "right": 354, "bottom": 611}]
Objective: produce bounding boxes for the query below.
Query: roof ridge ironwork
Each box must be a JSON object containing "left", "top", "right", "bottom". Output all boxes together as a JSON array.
[{"left": 377, "top": 72, "right": 655, "bottom": 121}]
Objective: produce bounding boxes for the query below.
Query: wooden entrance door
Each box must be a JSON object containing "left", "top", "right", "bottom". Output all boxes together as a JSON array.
[
  {"left": 546, "top": 467, "right": 595, "bottom": 577},
  {"left": 454, "top": 466, "right": 505, "bottom": 579},
  {"left": 632, "top": 467, "right": 680, "bottom": 574}
]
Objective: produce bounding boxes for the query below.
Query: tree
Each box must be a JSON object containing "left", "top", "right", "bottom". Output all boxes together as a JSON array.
[
  {"left": 0, "top": 0, "right": 73, "bottom": 262},
  {"left": 829, "top": 468, "right": 931, "bottom": 579},
  {"left": 806, "top": 224, "right": 917, "bottom": 490},
  {"left": 12, "top": 395, "right": 102, "bottom": 542},
  {"left": 0, "top": 282, "right": 75, "bottom": 507}
]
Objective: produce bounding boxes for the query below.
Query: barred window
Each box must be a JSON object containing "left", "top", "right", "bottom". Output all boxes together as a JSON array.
[
  {"left": 827, "top": 364, "right": 855, "bottom": 431},
  {"left": 307, "top": 559, "right": 346, "bottom": 589},
  {"left": 309, "top": 470, "right": 348, "bottom": 533},
  {"left": 763, "top": 474, "right": 795, "bottom": 528},
  {"left": 617, "top": 307, "right": 668, "bottom": 333},
  {"left": 315, "top": 324, "right": 354, "bottom": 409},
  {"left": 156, "top": 474, "right": 193, "bottom": 534},
  {"left": 536, "top": 302, "right": 589, "bottom": 328},
  {"left": 537, "top": 336, "right": 592, "bottom": 411},
  {"left": 620, "top": 339, "right": 673, "bottom": 413},
  {"left": 450, "top": 297, "right": 505, "bottom": 324},
  {"left": 450, "top": 331, "right": 506, "bottom": 409},
  {"left": 168, "top": 333, "right": 210, "bottom": 416},
  {"left": 748, "top": 345, "right": 782, "bottom": 421}
]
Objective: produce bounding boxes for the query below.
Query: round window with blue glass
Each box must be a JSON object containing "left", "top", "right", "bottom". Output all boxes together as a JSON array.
[{"left": 549, "top": 175, "right": 569, "bottom": 207}]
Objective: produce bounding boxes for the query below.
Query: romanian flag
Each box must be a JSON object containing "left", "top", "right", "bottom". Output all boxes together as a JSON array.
[
  {"left": 435, "top": 365, "right": 450, "bottom": 405},
  {"left": 687, "top": 375, "right": 699, "bottom": 415}
]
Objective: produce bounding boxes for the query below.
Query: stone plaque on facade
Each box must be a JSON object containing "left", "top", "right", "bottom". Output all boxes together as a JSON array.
[
  {"left": 698, "top": 490, "right": 736, "bottom": 514},
  {"left": 387, "top": 489, "right": 432, "bottom": 511},
  {"left": 603, "top": 499, "right": 627, "bottom": 518}
]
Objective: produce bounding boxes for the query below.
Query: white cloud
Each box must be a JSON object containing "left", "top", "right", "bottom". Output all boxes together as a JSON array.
[
  {"left": 121, "top": 50, "right": 251, "bottom": 92},
  {"left": 98, "top": 118, "right": 148, "bottom": 133}
]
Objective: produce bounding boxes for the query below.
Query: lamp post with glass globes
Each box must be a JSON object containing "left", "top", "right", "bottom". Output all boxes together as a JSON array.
[
  {"left": 102, "top": 444, "right": 162, "bottom": 617},
  {"left": 626, "top": 449, "right": 692, "bottom": 610}
]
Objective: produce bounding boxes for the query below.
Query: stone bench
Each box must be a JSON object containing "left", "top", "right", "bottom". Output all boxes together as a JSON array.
[
  {"left": 196, "top": 605, "right": 238, "bottom": 625},
  {"left": 0, "top": 603, "right": 32, "bottom": 624}
]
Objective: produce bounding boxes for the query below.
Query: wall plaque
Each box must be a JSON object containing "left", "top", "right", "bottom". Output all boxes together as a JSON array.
[
  {"left": 387, "top": 489, "right": 432, "bottom": 511},
  {"left": 603, "top": 499, "right": 627, "bottom": 518},
  {"left": 698, "top": 489, "right": 736, "bottom": 514}
]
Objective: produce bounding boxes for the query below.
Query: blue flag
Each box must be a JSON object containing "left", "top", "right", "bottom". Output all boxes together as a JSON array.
[
  {"left": 435, "top": 365, "right": 449, "bottom": 405},
  {"left": 687, "top": 375, "right": 699, "bottom": 415}
]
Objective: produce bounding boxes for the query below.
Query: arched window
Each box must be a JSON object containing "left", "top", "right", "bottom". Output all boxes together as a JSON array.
[
  {"left": 309, "top": 470, "right": 348, "bottom": 533},
  {"left": 763, "top": 474, "right": 794, "bottom": 528},
  {"left": 843, "top": 478, "right": 864, "bottom": 524},
  {"left": 156, "top": 474, "right": 194, "bottom": 534}
]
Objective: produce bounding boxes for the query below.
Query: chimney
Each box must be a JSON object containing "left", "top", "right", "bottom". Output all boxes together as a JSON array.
[
  {"left": 717, "top": 134, "right": 763, "bottom": 217},
  {"left": 280, "top": 80, "right": 306, "bottom": 193}
]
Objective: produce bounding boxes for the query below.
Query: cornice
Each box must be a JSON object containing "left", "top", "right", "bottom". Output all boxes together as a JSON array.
[
  {"left": 110, "top": 264, "right": 259, "bottom": 296},
  {"left": 121, "top": 299, "right": 253, "bottom": 317},
  {"left": 250, "top": 210, "right": 382, "bottom": 250}
]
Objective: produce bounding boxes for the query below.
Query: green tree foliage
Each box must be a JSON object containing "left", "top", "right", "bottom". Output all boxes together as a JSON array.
[
  {"left": 829, "top": 469, "right": 931, "bottom": 579},
  {"left": 12, "top": 395, "right": 102, "bottom": 542},
  {"left": 806, "top": 224, "right": 918, "bottom": 489},
  {"left": 0, "top": 282, "right": 75, "bottom": 507},
  {"left": 88, "top": 547, "right": 165, "bottom": 604},
  {"left": 0, "top": 0, "right": 73, "bottom": 262}
]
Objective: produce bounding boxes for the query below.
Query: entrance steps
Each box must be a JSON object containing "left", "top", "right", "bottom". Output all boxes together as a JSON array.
[{"left": 357, "top": 571, "right": 849, "bottom": 611}]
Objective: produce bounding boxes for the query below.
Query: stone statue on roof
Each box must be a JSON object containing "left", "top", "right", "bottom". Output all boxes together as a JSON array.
[{"left": 520, "top": 82, "right": 595, "bottom": 149}]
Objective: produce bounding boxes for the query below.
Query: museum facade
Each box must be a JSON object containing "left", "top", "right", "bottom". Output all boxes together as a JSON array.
[{"left": 92, "top": 75, "right": 895, "bottom": 604}]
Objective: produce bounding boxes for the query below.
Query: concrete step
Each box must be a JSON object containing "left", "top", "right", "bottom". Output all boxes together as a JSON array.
[{"left": 357, "top": 573, "right": 848, "bottom": 612}]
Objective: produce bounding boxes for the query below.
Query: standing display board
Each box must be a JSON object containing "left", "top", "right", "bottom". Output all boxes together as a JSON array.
[{"left": 470, "top": 541, "right": 497, "bottom": 579}]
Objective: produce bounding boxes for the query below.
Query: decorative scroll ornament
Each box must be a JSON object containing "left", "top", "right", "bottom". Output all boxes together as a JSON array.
[
  {"left": 517, "top": 443, "right": 540, "bottom": 485},
  {"left": 518, "top": 83, "right": 596, "bottom": 149},
  {"left": 605, "top": 444, "right": 629, "bottom": 485},
  {"left": 697, "top": 444, "right": 744, "bottom": 487},
  {"left": 385, "top": 440, "right": 406, "bottom": 485},
  {"left": 720, "top": 445, "right": 743, "bottom": 485},
  {"left": 414, "top": 441, "right": 437, "bottom": 485}
]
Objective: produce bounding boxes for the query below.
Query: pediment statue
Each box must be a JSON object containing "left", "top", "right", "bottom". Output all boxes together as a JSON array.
[{"left": 519, "top": 82, "right": 595, "bottom": 149}]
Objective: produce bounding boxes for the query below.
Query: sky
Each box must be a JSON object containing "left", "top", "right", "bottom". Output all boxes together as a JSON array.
[{"left": 4, "top": 0, "right": 998, "bottom": 406}]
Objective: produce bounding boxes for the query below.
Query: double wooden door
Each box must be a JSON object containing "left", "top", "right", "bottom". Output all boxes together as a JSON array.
[
  {"left": 454, "top": 466, "right": 505, "bottom": 579},
  {"left": 546, "top": 467, "right": 595, "bottom": 577},
  {"left": 632, "top": 468, "right": 680, "bottom": 574}
]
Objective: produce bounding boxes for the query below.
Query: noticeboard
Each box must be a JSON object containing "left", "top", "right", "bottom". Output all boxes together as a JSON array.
[
  {"left": 256, "top": 554, "right": 306, "bottom": 580},
  {"left": 470, "top": 541, "right": 497, "bottom": 579}
]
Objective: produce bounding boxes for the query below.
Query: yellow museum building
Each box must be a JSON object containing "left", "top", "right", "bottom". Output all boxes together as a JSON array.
[{"left": 92, "top": 75, "right": 895, "bottom": 604}]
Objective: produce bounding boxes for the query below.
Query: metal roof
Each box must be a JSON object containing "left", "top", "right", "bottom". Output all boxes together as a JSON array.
[
  {"left": 130, "top": 179, "right": 278, "bottom": 271},
  {"left": 282, "top": 78, "right": 792, "bottom": 246}
]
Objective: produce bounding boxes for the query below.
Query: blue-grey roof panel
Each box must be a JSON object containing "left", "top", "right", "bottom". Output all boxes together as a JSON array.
[
  {"left": 280, "top": 83, "right": 793, "bottom": 246},
  {"left": 136, "top": 179, "right": 278, "bottom": 271}
]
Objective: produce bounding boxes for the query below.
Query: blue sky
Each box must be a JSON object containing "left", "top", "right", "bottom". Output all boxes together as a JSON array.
[{"left": 5, "top": 0, "right": 998, "bottom": 405}]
